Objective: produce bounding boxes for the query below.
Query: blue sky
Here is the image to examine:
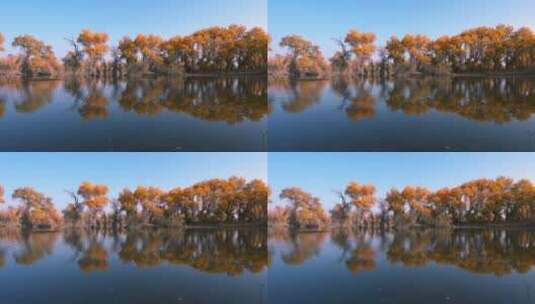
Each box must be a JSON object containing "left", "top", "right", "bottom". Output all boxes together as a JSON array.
[
  {"left": 0, "top": 153, "right": 266, "bottom": 209},
  {"left": 0, "top": 0, "right": 267, "bottom": 57},
  {"left": 269, "top": 153, "right": 535, "bottom": 210},
  {"left": 269, "top": 0, "right": 535, "bottom": 57}
]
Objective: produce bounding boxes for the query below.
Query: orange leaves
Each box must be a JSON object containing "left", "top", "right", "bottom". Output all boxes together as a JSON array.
[
  {"left": 279, "top": 34, "right": 329, "bottom": 78},
  {"left": 11, "top": 35, "right": 61, "bottom": 78},
  {"left": 113, "top": 177, "right": 268, "bottom": 226},
  {"left": 11, "top": 187, "right": 61, "bottom": 229},
  {"left": 4, "top": 25, "right": 269, "bottom": 77},
  {"left": 345, "top": 182, "right": 376, "bottom": 210},
  {"left": 385, "top": 36, "right": 405, "bottom": 65},
  {"left": 77, "top": 182, "right": 109, "bottom": 212},
  {"left": 279, "top": 187, "right": 329, "bottom": 229},
  {"left": 115, "top": 25, "right": 269, "bottom": 74},
  {"left": 77, "top": 29, "right": 109, "bottom": 61},
  {"left": 0, "top": 32, "right": 4, "bottom": 52},
  {"left": 118, "top": 37, "right": 138, "bottom": 64},
  {"left": 118, "top": 188, "right": 137, "bottom": 216},
  {"left": 344, "top": 29, "right": 376, "bottom": 62}
]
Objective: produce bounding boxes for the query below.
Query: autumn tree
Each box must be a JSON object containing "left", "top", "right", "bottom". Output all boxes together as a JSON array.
[
  {"left": 112, "top": 177, "right": 267, "bottom": 227},
  {"left": 77, "top": 30, "right": 109, "bottom": 76},
  {"left": 12, "top": 187, "right": 61, "bottom": 229},
  {"left": 268, "top": 206, "right": 290, "bottom": 225},
  {"left": 279, "top": 187, "right": 329, "bottom": 229},
  {"left": 63, "top": 37, "right": 84, "bottom": 73},
  {"left": 12, "top": 35, "right": 61, "bottom": 78},
  {"left": 401, "top": 34, "right": 432, "bottom": 71},
  {"left": 240, "top": 179, "right": 270, "bottom": 222},
  {"left": 118, "top": 37, "right": 138, "bottom": 66},
  {"left": 344, "top": 30, "right": 376, "bottom": 74},
  {"left": 0, "top": 33, "right": 4, "bottom": 52},
  {"left": 133, "top": 186, "right": 166, "bottom": 225},
  {"left": 330, "top": 38, "right": 352, "bottom": 72},
  {"left": 280, "top": 35, "right": 329, "bottom": 78},
  {"left": 134, "top": 34, "right": 164, "bottom": 73},
  {"left": 241, "top": 27, "right": 270, "bottom": 71},
  {"left": 385, "top": 36, "right": 405, "bottom": 66},
  {"left": 345, "top": 182, "right": 376, "bottom": 225},
  {"left": 63, "top": 189, "right": 85, "bottom": 225},
  {"left": 77, "top": 182, "right": 109, "bottom": 227},
  {"left": 118, "top": 188, "right": 137, "bottom": 222}
]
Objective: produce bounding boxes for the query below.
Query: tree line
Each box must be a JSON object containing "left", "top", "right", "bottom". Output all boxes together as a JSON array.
[
  {"left": 0, "top": 25, "right": 269, "bottom": 79},
  {"left": 0, "top": 177, "right": 269, "bottom": 230},
  {"left": 269, "top": 177, "right": 535, "bottom": 229},
  {"left": 269, "top": 24, "right": 535, "bottom": 79}
]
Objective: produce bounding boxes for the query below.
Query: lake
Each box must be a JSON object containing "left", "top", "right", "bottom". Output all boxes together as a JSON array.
[
  {"left": 0, "top": 77, "right": 268, "bottom": 151},
  {"left": 0, "top": 228, "right": 268, "bottom": 304},
  {"left": 268, "top": 77, "right": 535, "bottom": 151},
  {"left": 268, "top": 228, "right": 535, "bottom": 304}
]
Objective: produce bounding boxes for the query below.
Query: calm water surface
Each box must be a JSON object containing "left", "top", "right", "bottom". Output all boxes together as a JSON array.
[
  {"left": 0, "top": 77, "right": 267, "bottom": 151},
  {"left": 268, "top": 228, "right": 535, "bottom": 304},
  {"left": 268, "top": 77, "right": 535, "bottom": 151},
  {"left": 0, "top": 228, "right": 267, "bottom": 304}
]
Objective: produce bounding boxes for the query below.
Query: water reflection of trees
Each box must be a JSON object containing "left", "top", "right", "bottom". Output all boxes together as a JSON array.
[
  {"left": 386, "top": 78, "right": 535, "bottom": 123},
  {"left": 64, "top": 78, "right": 111, "bottom": 120},
  {"left": 270, "top": 80, "right": 327, "bottom": 113},
  {"left": 0, "top": 80, "right": 61, "bottom": 114},
  {"left": 387, "top": 229, "right": 535, "bottom": 276},
  {"left": 274, "top": 77, "right": 535, "bottom": 123},
  {"left": 0, "top": 77, "right": 268, "bottom": 123},
  {"left": 270, "top": 229, "right": 328, "bottom": 266},
  {"left": 331, "top": 229, "right": 379, "bottom": 274},
  {"left": 13, "top": 232, "right": 60, "bottom": 265},
  {"left": 117, "top": 77, "right": 268, "bottom": 123},
  {"left": 0, "top": 228, "right": 268, "bottom": 275},
  {"left": 331, "top": 78, "right": 379, "bottom": 121},
  {"left": 118, "top": 228, "right": 268, "bottom": 275},
  {"left": 160, "top": 78, "right": 268, "bottom": 123},
  {"left": 271, "top": 228, "right": 535, "bottom": 276}
]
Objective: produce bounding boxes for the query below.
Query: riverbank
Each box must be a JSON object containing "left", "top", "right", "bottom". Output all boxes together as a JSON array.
[
  {"left": 0, "top": 222, "right": 268, "bottom": 233},
  {"left": 1, "top": 70, "right": 267, "bottom": 82},
  {"left": 269, "top": 221, "right": 535, "bottom": 233},
  {"left": 270, "top": 71, "right": 535, "bottom": 82}
]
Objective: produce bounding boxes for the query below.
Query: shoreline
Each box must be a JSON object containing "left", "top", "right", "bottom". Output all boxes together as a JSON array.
[
  {"left": 0, "top": 71, "right": 267, "bottom": 82},
  {"left": 270, "top": 71, "right": 535, "bottom": 82},
  {"left": 0, "top": 223, "right": 267, "bottom": 233},
  {"left": 268, "top": 222, "right": 535, "bottom": 233}
]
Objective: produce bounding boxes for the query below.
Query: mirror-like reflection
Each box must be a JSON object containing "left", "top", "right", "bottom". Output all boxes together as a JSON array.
[
  {"left": 269, "top": 228, "right": 535, "bottom": 304},
  {"left": 269, "top": 77, "right": 535, "bottom": 151},
  {"left": 0, "top": 228, "right": 267, "bottom": 304},
  {"left": 0, "top": 77, "right": 267, "bottom": 151}
]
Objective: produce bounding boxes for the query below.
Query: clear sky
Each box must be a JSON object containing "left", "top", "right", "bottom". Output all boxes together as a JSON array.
[
  {"left": 0, "top": 0, "right": 267, "bottom": 57},
  {"left": 269, "top": 153, "right": 535, "bottom": 210},
  {"left": 0, "top": 153, "right": 266, "bottom": 209},
  {"left": 269, "top": 0, "right": 535, "bottom": 57}
]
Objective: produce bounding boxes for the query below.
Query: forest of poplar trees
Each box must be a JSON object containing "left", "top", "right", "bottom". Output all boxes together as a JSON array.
[
  {"left": 0, "top": 25, "right": 269, "bottom": 79},
  {"left": 0, "top": 177, "right": 269, "bottom": 231},
  {"left": 269, "top": 24, "right": 535, "bottom": 79},
  {"left": 269, "top": 177, "right": 535, "bottom": 230}
]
